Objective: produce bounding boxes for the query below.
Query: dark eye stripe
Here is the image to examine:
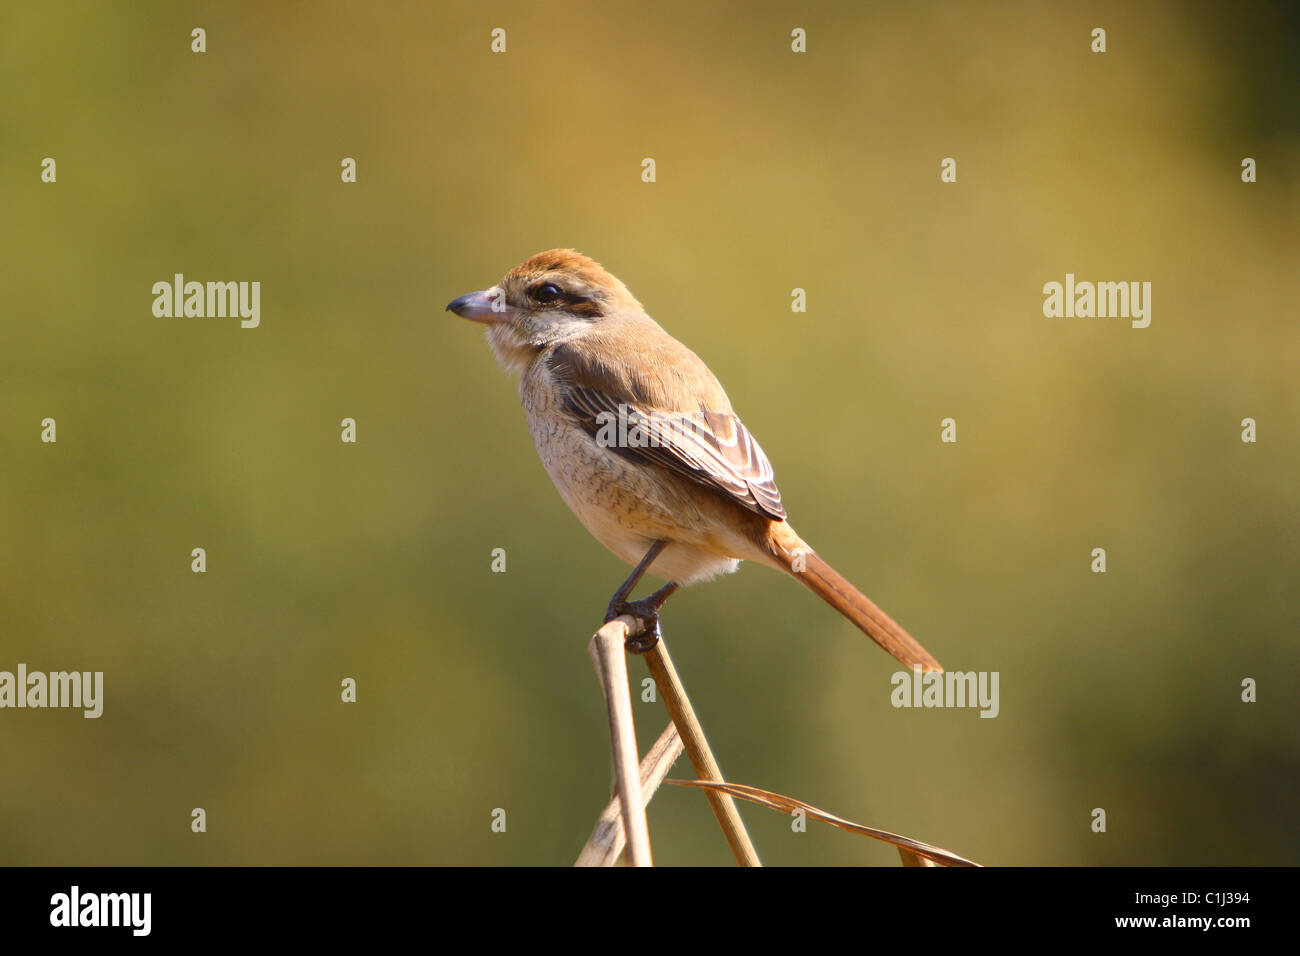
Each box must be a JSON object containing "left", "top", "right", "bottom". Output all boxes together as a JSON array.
[
  {"left": 528, "top": 278, "right": 604, "bottom": 316},
  {"left": 563, "top": 295, "right": 604, "bottom": 317}
]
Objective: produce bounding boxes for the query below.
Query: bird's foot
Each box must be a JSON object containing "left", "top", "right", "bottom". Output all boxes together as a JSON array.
[
  {"left": 605, "top": 576, "right": 678, "bottom": 654},
  {"left": 605, "top": 595, "right": 664, "bottom": 654}
]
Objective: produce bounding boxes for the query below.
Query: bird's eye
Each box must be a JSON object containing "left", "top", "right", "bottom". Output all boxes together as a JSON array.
[{"left": 533, "top": 283, "right": 562, "bottom": 304}]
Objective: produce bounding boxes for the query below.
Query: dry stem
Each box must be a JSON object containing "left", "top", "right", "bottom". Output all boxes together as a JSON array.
[{"left": 588, "top": 617, "right": 653, "bottom": 866}]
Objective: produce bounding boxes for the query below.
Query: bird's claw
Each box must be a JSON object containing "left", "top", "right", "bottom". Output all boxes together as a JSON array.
[{"left": 605, "top": 597, "right": 663, "bottom": 654}]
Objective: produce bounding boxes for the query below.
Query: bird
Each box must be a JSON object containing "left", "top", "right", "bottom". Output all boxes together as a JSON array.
[{"left": 446, "top": 249, "right": 941, "bottom": 671}]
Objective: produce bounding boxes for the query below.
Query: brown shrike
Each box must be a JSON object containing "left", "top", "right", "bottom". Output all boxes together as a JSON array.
[{"left": 447, "top": 249, "right": 941, "bottom": 672}]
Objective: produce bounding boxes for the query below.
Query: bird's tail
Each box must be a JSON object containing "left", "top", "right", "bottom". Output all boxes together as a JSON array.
[{"left": 765, "top": 522, "right": 942, "bottom": 672}]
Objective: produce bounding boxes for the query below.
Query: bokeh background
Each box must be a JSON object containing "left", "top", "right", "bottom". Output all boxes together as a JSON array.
[{"left": 2, "top": 1, "right": 1297, "bottom": 865}]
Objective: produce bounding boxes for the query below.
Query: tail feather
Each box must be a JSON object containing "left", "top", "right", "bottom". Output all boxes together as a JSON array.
[{"left": 765, "top": 523, "right": 942, "bottom": 672}]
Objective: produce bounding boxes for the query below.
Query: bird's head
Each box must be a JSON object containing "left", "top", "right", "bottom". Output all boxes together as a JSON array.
[{"left": 446, "top": 249, "right": 642, "bottom": 372}]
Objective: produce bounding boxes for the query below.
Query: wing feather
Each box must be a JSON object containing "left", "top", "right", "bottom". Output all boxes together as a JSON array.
[{"left": 549, "top": 338, "right": 786, "bottom": 520}]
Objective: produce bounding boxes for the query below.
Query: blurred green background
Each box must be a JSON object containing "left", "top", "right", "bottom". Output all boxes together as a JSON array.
[{"left": 2, "top": 1, "right": 1297, "bottom": 865}]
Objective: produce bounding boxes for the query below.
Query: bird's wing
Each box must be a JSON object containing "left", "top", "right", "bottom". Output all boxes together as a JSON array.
[{"left": 546, "top": 330, "right": 787, "bottom": 520}]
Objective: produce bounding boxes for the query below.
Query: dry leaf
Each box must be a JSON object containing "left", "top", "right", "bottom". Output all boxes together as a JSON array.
[{"left": 666, "top": 779, "right": 979, "bottom": 867}]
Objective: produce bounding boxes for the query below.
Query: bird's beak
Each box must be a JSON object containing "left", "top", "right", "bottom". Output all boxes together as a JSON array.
[{"left": 445, "top": 288, "right": 515, "bottom": 324}]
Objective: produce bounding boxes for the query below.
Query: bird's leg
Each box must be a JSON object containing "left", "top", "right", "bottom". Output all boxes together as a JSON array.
[
  {"left": 605, "top": 540, "right": 667, "bottom": 617},
  {"left": 605, "top": 541, "right": 679, "bottom": 652}
]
